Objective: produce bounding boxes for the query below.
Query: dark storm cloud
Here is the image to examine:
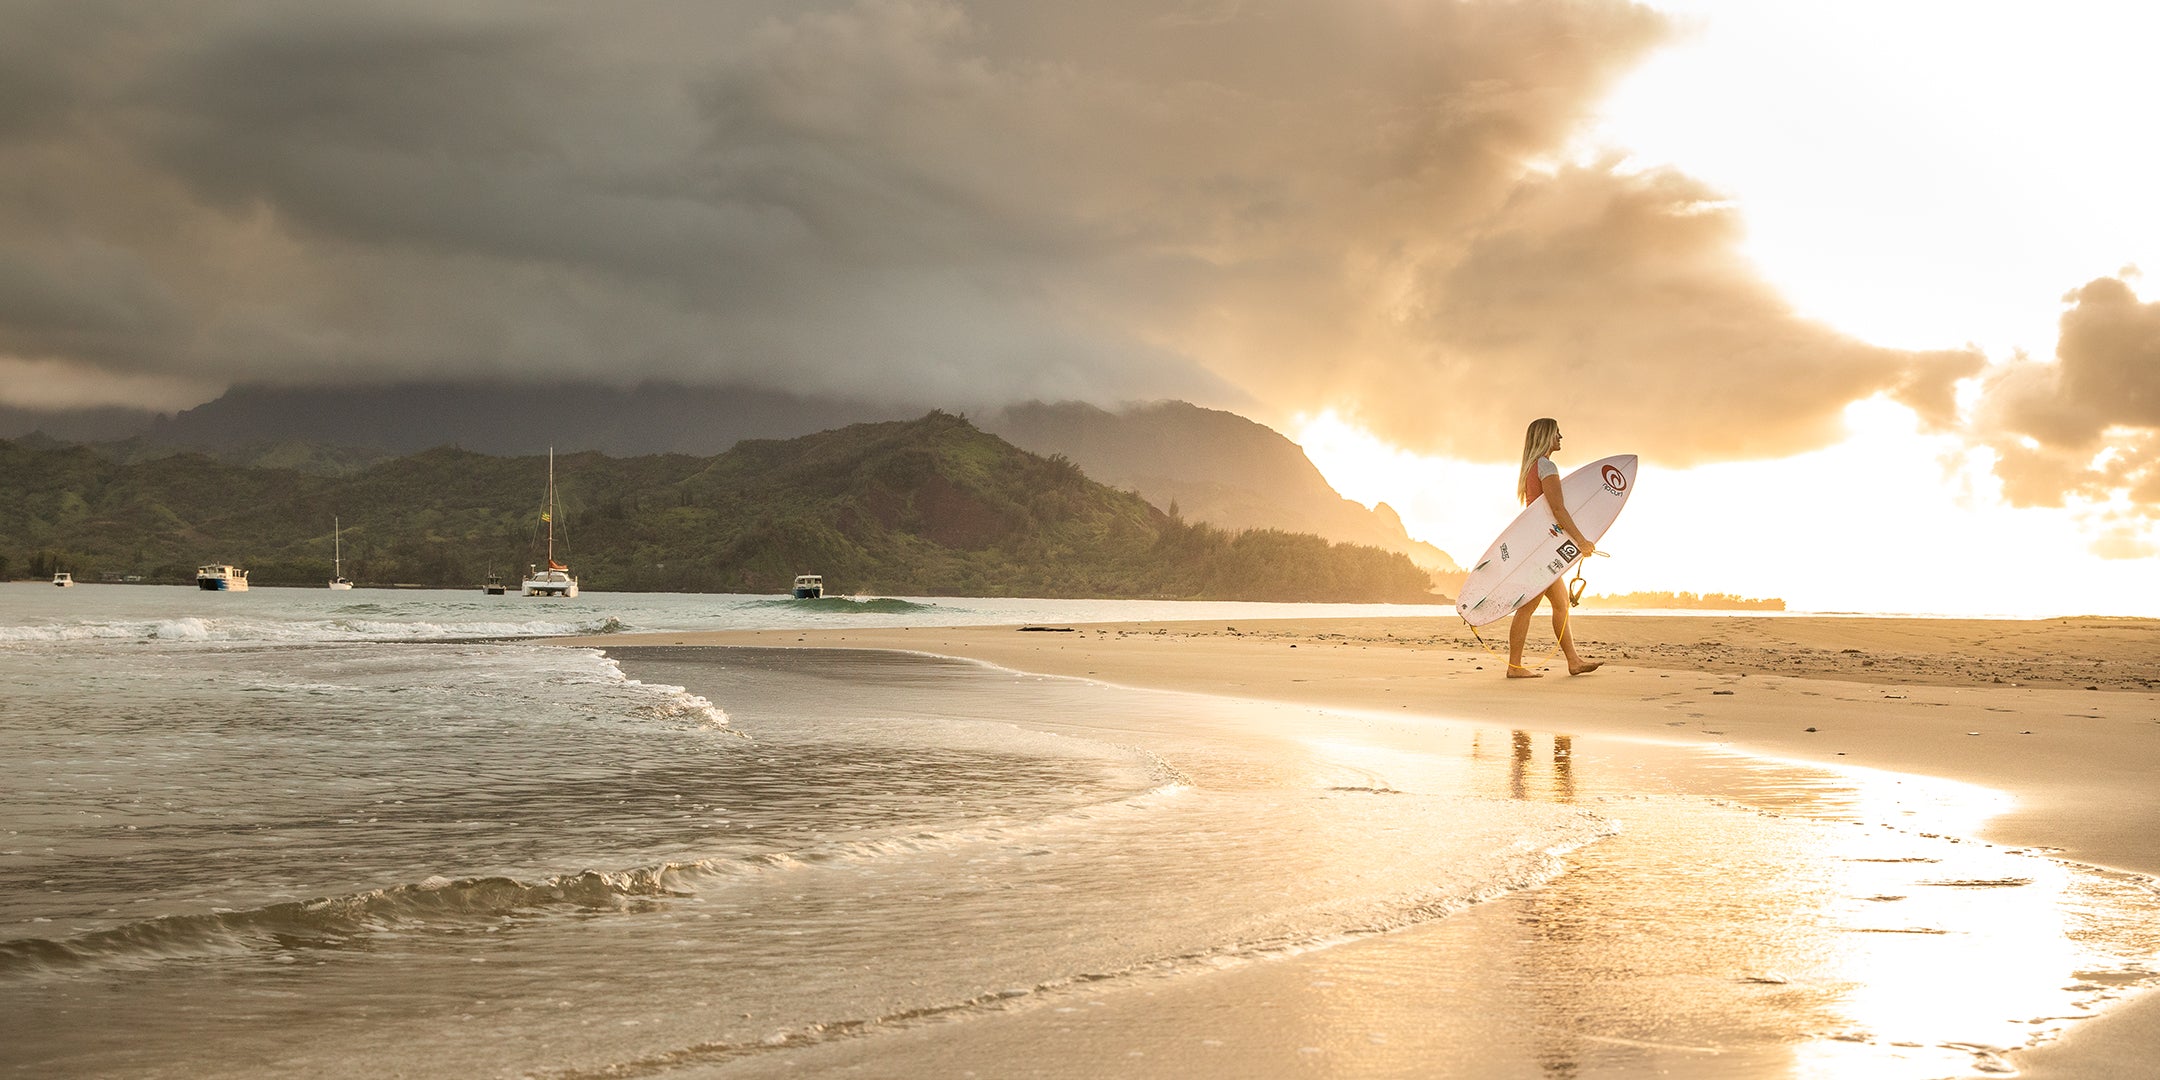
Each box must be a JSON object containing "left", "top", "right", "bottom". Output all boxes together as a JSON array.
[
  {"left": 1971, "top": 276, "right": 2160, "bottom": 527},
  {"left": 0, "top": 0, "right": 1989, "bottom": 468},
  {"left": 0, "top": 241, "right": 185, "bottom": 345}
]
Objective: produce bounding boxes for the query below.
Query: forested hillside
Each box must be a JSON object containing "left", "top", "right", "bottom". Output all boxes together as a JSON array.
[{"left": 0, "top": 413, "right": 1442, "bottom": 602}]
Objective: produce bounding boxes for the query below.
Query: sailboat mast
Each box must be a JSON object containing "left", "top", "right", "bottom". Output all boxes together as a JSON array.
[
  {"left": 334, "top": 517, "right": 341, "bottom": 575},
  {"left": 546, "top": 447, "right": 556, "bottom": 567}
]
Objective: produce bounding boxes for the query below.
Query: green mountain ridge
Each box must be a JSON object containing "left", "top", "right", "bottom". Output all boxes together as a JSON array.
[{"left": 0, "top": 412, "right": 1442, "bottom": 603}]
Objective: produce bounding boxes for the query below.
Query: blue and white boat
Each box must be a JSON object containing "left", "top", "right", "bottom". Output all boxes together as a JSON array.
[{"left": 196, "top": 564, "right": 249, "bottom": 591}]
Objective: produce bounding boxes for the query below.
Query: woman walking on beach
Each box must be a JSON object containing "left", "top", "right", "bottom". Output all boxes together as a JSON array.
[{"left": 1508, "top": 418, "right": 1601, "bottom": 679}]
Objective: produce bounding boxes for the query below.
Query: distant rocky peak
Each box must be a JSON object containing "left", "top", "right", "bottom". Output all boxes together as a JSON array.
[{"left": 985, "top": 399, "right": 1460, "bottom": 576}]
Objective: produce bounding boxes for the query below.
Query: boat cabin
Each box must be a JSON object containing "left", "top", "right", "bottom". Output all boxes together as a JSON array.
[
  {"left": 792, "top": 575, "right": 824, "bottom": 599},
  {"left": 196, "top": 564, "right": 250, "bottom": 592}
]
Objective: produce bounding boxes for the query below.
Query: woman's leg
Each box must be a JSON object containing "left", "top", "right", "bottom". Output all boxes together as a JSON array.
[
  {"left": 1545, "top": 577, "right": 1602, "bottom": 675},
  {"left": 1507, "top": 592, "right": 1545, "bottom": 678}
]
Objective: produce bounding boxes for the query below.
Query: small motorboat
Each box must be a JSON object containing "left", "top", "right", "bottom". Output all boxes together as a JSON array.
[
  {"left": 792, "top": 574, "right": 824, "bottom": 599},
  {"left": 197, "top": 565, "right": 249, "bottom": 592},
  {"left": 51, "top": 572, "right": 74, "bottom": 588},
  {"left": 483, "top": 570, "right": 507, "bottom": 596}
]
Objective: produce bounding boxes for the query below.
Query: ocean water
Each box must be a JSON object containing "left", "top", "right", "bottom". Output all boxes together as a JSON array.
[
  {"left": 0, "top": 583, "right": 1458, "bottom": 646},
  {"left": 2, "top": 584, "right": 2157, "bottom": 1078}
]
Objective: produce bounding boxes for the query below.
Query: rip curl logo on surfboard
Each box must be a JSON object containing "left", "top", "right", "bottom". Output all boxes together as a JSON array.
[
  {"left": 1601, "top": 464, "right": 1628, "bottom": 494},
  {"left": 1545, "top": 539, "right": 1580, "bottom": 574}
]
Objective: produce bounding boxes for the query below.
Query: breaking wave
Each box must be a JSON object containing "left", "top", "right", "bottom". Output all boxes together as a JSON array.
[
  {"left": 752, "top": 597, "right": 938, "bottom": 614},
  {"left": 0, "top": 615, "right": 626, "bottom": 646},
  {"left": 0, "top": 783, "right": 1204, "bottom": 975}
]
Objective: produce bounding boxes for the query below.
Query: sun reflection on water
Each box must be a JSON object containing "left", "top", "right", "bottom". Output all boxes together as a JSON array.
[{"left": 1294, "top": 721, "right": 2160, "bottom": 1076}]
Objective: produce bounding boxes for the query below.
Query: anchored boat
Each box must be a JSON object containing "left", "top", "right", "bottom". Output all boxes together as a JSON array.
[
  {"left": 328, "top": 517, "right": 353, "bottom": 590},
  {"left": 522, "top": 448, "right": 579, "bottom": 598},
  {"left": 196, "top": 565, "right": 249, "bottom": 591}
]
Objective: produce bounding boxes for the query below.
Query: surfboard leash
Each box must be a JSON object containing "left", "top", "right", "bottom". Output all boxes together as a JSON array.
[
  {"left": 1566, "top": 549, "right": 1610, "bottom": 608},
  {"left": 1463, "top": 621, "right": 1564, "bottom": 676}
]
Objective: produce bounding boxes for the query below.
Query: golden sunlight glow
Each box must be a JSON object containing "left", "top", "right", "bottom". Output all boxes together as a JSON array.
[
  {"left": 1289, "top": 1, "right": 2160, "bottom": 618},
  {"left": 1584, "top": 0, "right": 2160, "bottom": 357},
  {"left": 1294, "top": 407, "right": 2160, "bottom": 617}
]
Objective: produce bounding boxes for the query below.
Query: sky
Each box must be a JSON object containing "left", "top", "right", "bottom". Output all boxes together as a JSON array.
[
  {"left": 1292, "top": 0, "right": 2160, "bottom": 615},
  {"left": 1, "top": 0, "right": 2155, "bottom": 615}
]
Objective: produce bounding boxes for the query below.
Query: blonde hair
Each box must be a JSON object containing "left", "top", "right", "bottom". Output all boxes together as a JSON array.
[{"left": 1516, "top": 418, "right": 1561, "bottom": 504}]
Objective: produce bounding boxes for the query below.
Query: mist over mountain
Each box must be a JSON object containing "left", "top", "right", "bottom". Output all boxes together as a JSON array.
[
  {"left": 0, "top": 382, "right": 911, "bottom": 456},
  {"left": 0, "top": 403, "right": 162, "bottom": 444},
  {"left": 155, "top": 383, "right": 914, "bottom": 457},
  {"left": 986, "top": 401, "right": 1460, "bottom": 575}
]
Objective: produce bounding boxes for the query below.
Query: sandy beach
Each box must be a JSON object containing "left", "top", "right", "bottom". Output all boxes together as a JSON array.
[{"left": 555, "top": 613, "right": 2160, "bottom": 1077}]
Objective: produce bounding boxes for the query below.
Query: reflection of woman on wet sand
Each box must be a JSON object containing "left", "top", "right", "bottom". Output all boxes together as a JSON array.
[{"left": 1508, "top": 418, "right": 1602, "bottom": 679}]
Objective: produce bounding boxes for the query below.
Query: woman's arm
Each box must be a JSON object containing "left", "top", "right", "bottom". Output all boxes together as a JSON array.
[{"left": 1542, "top": 483, "right": 1596, "bottom": 558}]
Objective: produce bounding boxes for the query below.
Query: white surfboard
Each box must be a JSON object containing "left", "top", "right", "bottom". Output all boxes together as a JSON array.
[{"left": 1455, "top": 454, "right": 1637, "bottom": 628}]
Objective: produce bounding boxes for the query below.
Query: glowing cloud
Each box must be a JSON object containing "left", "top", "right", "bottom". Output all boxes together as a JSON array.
[{"left": 1968, "top": 276, "right": 2160, "bottom": 544}]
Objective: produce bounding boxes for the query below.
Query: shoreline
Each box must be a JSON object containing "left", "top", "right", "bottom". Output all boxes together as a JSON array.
[
  {"left": 555, "top": 613, "right": 2160, "bottom": 1075},
  {"left": 555, "top": 614, "right": 2160, "bottom": 873}
]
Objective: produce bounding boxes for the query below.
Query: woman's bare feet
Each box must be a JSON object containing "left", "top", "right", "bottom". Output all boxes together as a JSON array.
[
  {"left": 1568, "top": 660, "right": 1603, "bottom": 676},
  {"left": 1507, "top": 664, "right": 1543, "bottom": 679}
]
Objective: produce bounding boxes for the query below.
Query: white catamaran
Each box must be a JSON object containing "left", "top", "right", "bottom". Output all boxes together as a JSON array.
[
  {"left": 523, "top": 448, "right": 579, "bottom": 598},
  {"left": 328, "top": 517, "right": 353, "bottom": 590}
]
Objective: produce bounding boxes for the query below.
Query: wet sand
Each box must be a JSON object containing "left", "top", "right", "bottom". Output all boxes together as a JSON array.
[{"left": 555, "top": 613, "right": 2160, "bottom": 1076}]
